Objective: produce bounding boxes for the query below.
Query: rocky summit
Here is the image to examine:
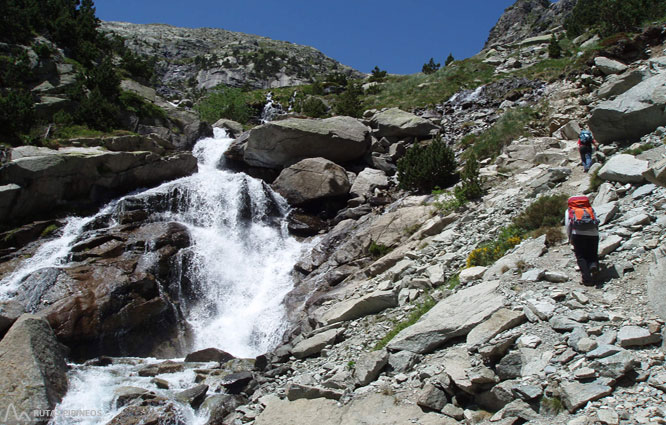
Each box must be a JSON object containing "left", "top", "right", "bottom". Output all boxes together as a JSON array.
[
  {"left": 2, "top": 1, "right": 666, "bottom": 425},
  {"left": 100, "top": 21, "right": 363, "bottom": 99}
]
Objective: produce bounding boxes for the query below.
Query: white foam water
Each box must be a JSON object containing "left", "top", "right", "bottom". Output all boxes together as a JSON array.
[{"left": 3, "top": 128, "right": 307, "bottom": 424}]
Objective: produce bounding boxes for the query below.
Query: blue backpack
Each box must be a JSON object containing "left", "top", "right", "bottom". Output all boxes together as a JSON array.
[{"left": 579, "top": 130, "right": 593, "bottom": 146}]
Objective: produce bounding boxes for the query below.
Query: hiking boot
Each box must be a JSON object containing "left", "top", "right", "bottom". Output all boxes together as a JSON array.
[{"left": 590, "top": 263, "right": 599, "bottom": 278}]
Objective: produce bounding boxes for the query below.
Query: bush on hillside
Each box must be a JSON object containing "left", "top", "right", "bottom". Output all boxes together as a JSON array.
[
  {"left": 195, "top": 86, "right": 252, "bottom": 124},
  {"left": 295, "top": 96, "right": 328, "bottom": 118},
  {"left": 454, "top": 153, "right": 484, "bottom": 202},
  {"left": 548, "top": 34, "right": 562, "bottom": 59},
  {"left": 397, "top": 135, "right": 458, "bottom": 193},
  {"left": 565, "top": 0, "right": 666, "bottom": 37},
  {"left": 334, "top": 80, "right": 363, "bottom": 118},
  {"left": 422, "top": 58, "right": 441, "bottom": 74},
  {"left": 0, "top": 89, "right": 34, "bottom": 144},
  {"left": 369, "top": 66, "right": 387, "bottom": 83},
  {"left": 513, "top": 193, "right": 568, "bottom": 232}
]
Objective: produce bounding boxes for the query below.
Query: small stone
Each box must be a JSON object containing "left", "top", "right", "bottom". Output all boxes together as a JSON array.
[
  {"left": 543, "top": 271, "right": 568, "bottom": 283},
  {"left": 577, "top": 338, "right": 599, "bottom": 353},
  {"left": 550, "top": 315, "right": 579, "bottom": 332},
  {"left": 574, "top": 367, "right": 597, "bottom": 380},
  {"left": 517, "top": 334, "right": 542, "bottom": 349},
  {"left": 572, "top": 291, "right": 589, "bottom": 304},
  {"left": 586, "top": 344, "right": 623, "bottom": 359},
  {"left": 394, "top": 373, "right": 409, "bottom": 383},
  {"left": 522, "top": 269, "right": 545, "bottom": 281},
  {"left": 617, "top": 325, "right": 661, "bottom": 347},
  {"left": 526, "top": 298, "right": 556, "bottom": 321},
  {"left": 570, "top": 311, "right": 590, "bottom": 323},
  {"left": 597, "top": 408, "right": 620, "bottom": 425},
  {"left": 560, "top": 381, "right": 613, "bottom": 412},
  {"left": 441, "top": 403, "right": 464, "bottom": 420}
]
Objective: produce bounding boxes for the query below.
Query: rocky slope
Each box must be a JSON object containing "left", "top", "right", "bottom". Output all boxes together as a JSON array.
[
  {"left": 485, "top": 0, "right": 577, "bottom": 48},
  {"left": 2, "top": 3, "right": 666, "bottom": 425},
  {"left": 100, "top": 21, "right": 363, "bottom": 99}
]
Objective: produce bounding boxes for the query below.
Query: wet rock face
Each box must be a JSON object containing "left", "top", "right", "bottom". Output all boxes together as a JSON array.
[
  {"left": 0, "top": 314, "right": 68, "bottom": 424},
  {"left": 9, "top": 221, "right": 194, "bottom": 361}
]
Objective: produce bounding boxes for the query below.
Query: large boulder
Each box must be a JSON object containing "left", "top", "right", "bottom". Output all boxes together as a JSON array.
[
  {"left": 388, "top": 280, "right": 504, "bottom": 354},
  {"left": 597, "top": 154, "right": 649, "bottom": 184},
  {"left": 589, "top": 72, "right": 666, "bottom": 143},
  {"left": 29, "top": 222, "right": 192, "bottom": 360},
  {"left": 241, "top": 117, "right": 370, "bottom": 169},
  {"left": 0, "top": 314, "right": 68, "bottom": 425},
  {"left": 648, "top": 246, "right": 666, "bottom": 321},
  {"left": 349, "top": 168, "right": 389, "bottom": 198},
  {"left": 594, "top": 56, "right": 628, "bottom": 75},
  {"left": 255, "top": 393, "right": 453, "bottom": 425},
  {"left": 643, "top": 157, "right": 666, "bottom": 187},
  {"left": 272, "top": 158, "right": 351, "bottom": 206},
  {"left": 0, "top": 147, "right": 197, "bottom": 224},
  {"left": 369, "top": 108, "right": 439, "bottom": 139},
  {"left": 597, "top": 69, "right": 645, "bottom": 99}
]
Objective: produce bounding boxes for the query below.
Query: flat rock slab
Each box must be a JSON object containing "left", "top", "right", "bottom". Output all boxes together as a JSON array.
[
  {"left": 354, "top": 350, "right": 389, "bottom": 387},
  {"left": 317, "top": 291, "right": 398, "bottom": 326},
  {"left": 561, "top": 381, "right": 613, "bottom": 412},
  {"left": 598, "top": 154, "right": 649, "bottom": 184},
  {"left": 291, "top": 328, "right": 343, "bottom": 358},
  {"left": 243, "top": 116, "right": 370, "bottom": 169},
  {"left": 255, "top": 393, "right": 455, "bottom": 425},
  {"left": 467, "top": 308, "right": 526, "bottom": 347},
  {"left": 388, "top": 280, "right": 504, "bottom": 354},
  {"left": 617, "top": 325, "right": 661, "bottom": 347}
]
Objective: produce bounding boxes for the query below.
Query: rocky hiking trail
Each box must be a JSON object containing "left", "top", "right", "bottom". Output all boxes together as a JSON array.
[{"left": 2, "top": 16, "right": 666, "bottom": 425}]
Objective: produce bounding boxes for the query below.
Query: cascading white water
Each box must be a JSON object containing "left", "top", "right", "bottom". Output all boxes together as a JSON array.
[
  {"left": 2, "top": 129, "right": 308, "bottom": 424},
  {"left": 144, "top": 128, "right": 304, "bottom": 357}
]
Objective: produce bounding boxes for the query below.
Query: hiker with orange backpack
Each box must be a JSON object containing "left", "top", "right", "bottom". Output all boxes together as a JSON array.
[
  {"left": 578, "top": 130, "right": 599, "bottom": 173},
  {"left": 565, "top": 195, "right": 600, "bottom": 286}
]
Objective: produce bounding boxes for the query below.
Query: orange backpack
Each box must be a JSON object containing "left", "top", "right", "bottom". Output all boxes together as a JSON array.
[{"left": 567, "top": 196, "right": 599, "bottom": 231}]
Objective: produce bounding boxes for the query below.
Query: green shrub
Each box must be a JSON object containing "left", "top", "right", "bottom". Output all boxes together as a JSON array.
[
  {"left": 373, "top": 295, "right": 437, "bottom": 350},
  {"left": 0, "top": 89, "right": 35, "bottom": 144},
  {"left": 565, "top": 0, "right": 666, "bottom": 37},
  {"left": 369, "top": 66, "right": 387, "bottom": 83},
  {"left": 296, "top": 96, "right": 328, "bottom": 118},
  {"left": 454, "top": 154, "right": 484, "bottom": 202},
  {"left": 369, "top": 241, "right": 391, "bottom": 258},
  {"left": 77, "top": 87, "right": 120, "bottom": 131},
  {"left": 334, "top": 80, "right": 363, "bottom": 118},
  {"left": 119, "top": 91, "right": 167, "bottom": 121},
  {"left": 548, "top": 34, "right": 562, "bottom": 59},
  {"left": 422, "top": 58, "right": 440, "bottom": 74},
  {"left": 461, "top": 107, "right": 536, "bottom": 161},
  {"left": 512, "top": 194, "right": 568, "bottom": 232},
  {"left": 466, "top": 225, "right": 524, "bottom": 267},
  {"left": 397, "top": 136, "right": 459, "bottom": 193},
  {"left": 195, "top": 86, "right": 252, "bottom": 124}
]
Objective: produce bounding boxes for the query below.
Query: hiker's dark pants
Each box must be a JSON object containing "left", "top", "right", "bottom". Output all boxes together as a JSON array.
[
  {"left": 571, "top": 234, "right": 599, "bottom": 283},
  {"left": 579, "top": 145, "right": 593, "bottom": 172}
]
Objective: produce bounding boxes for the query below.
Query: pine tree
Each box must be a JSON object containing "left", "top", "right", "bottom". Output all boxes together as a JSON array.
[
  {"left": 421, "top": 58, "right": 440, "bottom": 74},
  {"left": 445, "top": 53, "right": 455, "bottom": 66},
  {"left": 548, "top": 34, "right": 562, "bottom": 59}
]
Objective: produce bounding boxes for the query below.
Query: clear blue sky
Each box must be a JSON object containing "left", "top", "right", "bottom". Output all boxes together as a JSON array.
[{"left": 95, "top": 0, "right": 521, "bottom": 75}]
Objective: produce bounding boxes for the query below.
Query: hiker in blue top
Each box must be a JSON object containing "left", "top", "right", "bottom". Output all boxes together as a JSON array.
[{"left": 578, "top": 130, "right": 599, "bottom": 172}]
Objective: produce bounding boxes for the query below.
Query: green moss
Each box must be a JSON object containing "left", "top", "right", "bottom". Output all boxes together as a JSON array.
[
  {"left": 461, "top": 107, "right": 538, "bottom": 161},
  {"left": 40, "top": 224, "right": 59, "bottom": 238},
  {"left": 373, "top": 295, "right": 437, "bottom": 351},
  {"left": 369, "top": 241, "right": 392, "bottom": 259}
]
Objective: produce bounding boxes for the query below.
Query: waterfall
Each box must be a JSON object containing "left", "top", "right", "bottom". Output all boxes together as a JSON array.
[
  {"left": 1, "top": 129, "right": 308, "bottom": 424},
  {"left": 260, "top": 92, "right": 284, "bottom": 123}
]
